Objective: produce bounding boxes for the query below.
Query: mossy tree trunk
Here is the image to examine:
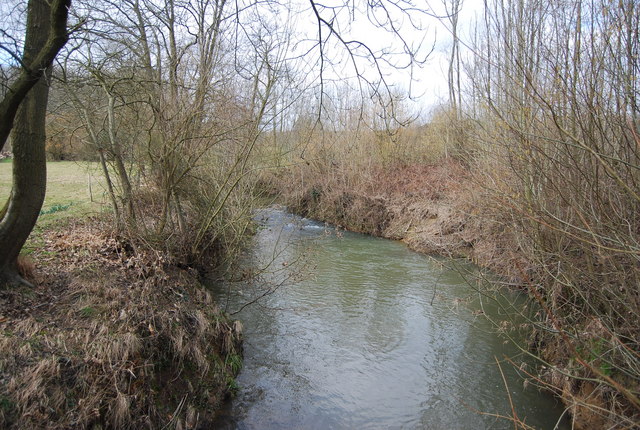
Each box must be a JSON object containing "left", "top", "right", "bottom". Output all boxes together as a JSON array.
[{"left": 0, "top": 0, "right": 70, "bottom": 288}]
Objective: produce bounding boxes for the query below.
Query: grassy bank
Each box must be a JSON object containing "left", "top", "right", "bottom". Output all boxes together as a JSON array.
[
  {"left": 0, "top": 161, "right": 107, "bottom": 224},
  {"left": 0, "top": 161, "right": 242, "bottom": 429},
  {"left": 0, "top": 161, "right": 109, "bottom": 254}
]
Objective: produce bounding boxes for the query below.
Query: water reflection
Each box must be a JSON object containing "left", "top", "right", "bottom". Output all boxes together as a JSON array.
[{"left": 211, "top": 208, "right": 568, "bottom": 429}]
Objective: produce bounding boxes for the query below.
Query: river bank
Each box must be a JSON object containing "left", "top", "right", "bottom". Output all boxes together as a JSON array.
[
  {"left": 0, "top": 217, "right": 242, "bottom": 429},
  {"left": 265, "top": 159, "right": 639, "bottom": 429},
  {"left": 211, "top": 207, "right": 570, "bottom": 429},
  {"left": 271, "top": 159, "right": 526, "bottom": 282}
]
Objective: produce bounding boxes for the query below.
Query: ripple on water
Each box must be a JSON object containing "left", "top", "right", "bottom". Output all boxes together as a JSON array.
[{"left": 211, "top": 209, "right": 570, "bottom": 430}]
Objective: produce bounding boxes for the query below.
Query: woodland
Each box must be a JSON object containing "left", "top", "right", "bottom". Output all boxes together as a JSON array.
[{"left": 0, "top": 0, "right": 638, "bottom": 428}]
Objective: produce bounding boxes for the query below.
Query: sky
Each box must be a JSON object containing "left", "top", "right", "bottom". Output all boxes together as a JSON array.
[
  {"left": 283, "top": 0, "right": 485, "bottom": 118},
  {"left": 1, "top": 0, "right": 485, "bottom": 119}
]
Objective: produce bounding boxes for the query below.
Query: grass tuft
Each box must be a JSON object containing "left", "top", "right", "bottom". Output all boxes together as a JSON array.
[{"left": 39, "top": 203, "right": 72, "bottom": 216}]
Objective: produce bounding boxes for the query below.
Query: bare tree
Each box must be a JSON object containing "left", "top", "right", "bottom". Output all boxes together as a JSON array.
[
  {"left": 467, "top": 0, "right": 640, "bottom": 425},
  {"left": 0, "top": 0, "right": 70, "bottom": 288}
]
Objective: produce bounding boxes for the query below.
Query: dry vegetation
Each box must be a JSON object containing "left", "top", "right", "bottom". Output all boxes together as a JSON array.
[
  {"left": 0, "top": 218, "right": 242, "bottom": 429},
  {"left": 263, "top": 98, "right": 640, "bottom": 428},
  {"left": 266, "top": 119, "right": 526, "bottom": 279},
  {"left": 261, "top": 1, "right": 640, "bottom": 427}
]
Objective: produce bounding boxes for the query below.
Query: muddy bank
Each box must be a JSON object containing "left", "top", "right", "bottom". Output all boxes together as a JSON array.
[
  {"left": 277, "top": 160, "right": 527, "bottom": 283},
  {"left": 268, "top": 160, "right": 639, "bottom": 429},
  {"left": 0, "top": 218, "right": 242, "bottom": 429}
]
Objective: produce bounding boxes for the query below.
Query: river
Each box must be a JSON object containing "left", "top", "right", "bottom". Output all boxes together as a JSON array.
[{"left": 211, "top": 208, "right": 569, "bottom": 429}]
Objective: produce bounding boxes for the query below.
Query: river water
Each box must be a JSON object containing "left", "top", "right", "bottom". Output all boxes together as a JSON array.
[{"left": 211, "top": 208, "right": 569, "bottom": 429}]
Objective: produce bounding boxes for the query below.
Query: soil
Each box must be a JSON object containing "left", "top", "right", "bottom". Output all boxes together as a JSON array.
[{"left": 282, "top": 159, "right": 529, "bottom": 283}]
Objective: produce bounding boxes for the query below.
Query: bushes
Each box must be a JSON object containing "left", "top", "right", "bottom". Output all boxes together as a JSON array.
[{"left": 265, "top": 100, "right": 640, "bottom": 426}]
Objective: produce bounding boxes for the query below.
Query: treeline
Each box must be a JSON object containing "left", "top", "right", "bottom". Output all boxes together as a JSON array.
[
  {"left": 1, "top": 0, "right": 638, "bottom": 426},
  {"left": 468, "top": 1, "right": 640, "bottom": 426},
  {"left": 25, "top": 0, "right": 310, "bottom": 270},
  {"left": 262, "top": 0, "right": 640, "bottom": 428},
  {"left": 470, "top": 1, "right": 640, "bottom": 428}
]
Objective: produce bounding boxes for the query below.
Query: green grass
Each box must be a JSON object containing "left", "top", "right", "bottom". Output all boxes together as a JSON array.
[
  {"left": 0, "top": 161, "right": 111, "bottom": 251},
  {"left": 78, "top": 306, "right": 99, "bottom": 319}
]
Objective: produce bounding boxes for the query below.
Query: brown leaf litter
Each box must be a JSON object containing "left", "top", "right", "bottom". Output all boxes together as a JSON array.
[{"left": 0, "top": 217, "right": 242, "bottom": 429}]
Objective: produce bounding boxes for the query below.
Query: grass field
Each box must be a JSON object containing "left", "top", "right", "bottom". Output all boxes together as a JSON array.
[{"left": 0, "top": 160, "right": 110, "bottom": 251}]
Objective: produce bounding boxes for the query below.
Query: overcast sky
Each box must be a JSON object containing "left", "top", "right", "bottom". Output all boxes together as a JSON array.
[
  {"left": 284, "top": 0, "right": 484, "bottom": 118},
  {"left": 1, "top": 0, "right": 484, "bottom": 119}
]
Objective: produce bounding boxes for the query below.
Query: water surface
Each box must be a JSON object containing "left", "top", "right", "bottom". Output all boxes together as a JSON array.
[{"left": 212, "top": 208, "right": 568, "bottom": 429}]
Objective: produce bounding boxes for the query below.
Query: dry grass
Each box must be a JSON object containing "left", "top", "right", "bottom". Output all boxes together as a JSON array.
[
  {"left": 272, "top": 158, "right": 526, "bottom": 281},
  {"left": 0, "top": 218, "right": 242, "bottom": 429},
  {"left": 267, "top": 147, "right": 640, "bottom": 428}
]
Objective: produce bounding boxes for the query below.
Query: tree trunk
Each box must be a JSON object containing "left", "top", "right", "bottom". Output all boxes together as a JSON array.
[
  {"left": 0, "top": 0, "right": 69, "bottom": 288},
  {"left": 0, "top": 0, "right": 69, "bottom": 153}
]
